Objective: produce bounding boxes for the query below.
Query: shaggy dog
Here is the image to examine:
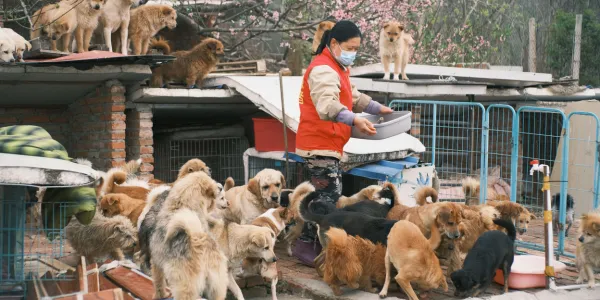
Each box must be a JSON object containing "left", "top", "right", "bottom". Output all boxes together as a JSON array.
[
  {"left": 451, "top": 219, "right": 516, "bottom": 297},
  {"left": 100, "top": 193, "right": 145, "bottom": 226},
  {"left": 552, "top": 193, "right": 575, "bottom": 237},
  {"left": 99, "top": 0, "right": 141, "bottom": 54},
  {"left": 379, "top": 220, "right": 448, "bottom": 299},
  {"left": 149, "top": 171, "right": 226, "bottom": 299},
  {"left": 323, "top": 227, "right": 386, "bottom": 296},
  {"left": 210, "top": 218, "right": 278, "bottom": 300},
  {"left": 65, "top": 213, "right": 137, "bottom": 263},
  {"left": 379, "top": 21, "right": 414, "bottom": 81},
  {"left": 576, "top": 210, "right": 600, "bottom": 288},
  {"left": 97, "top": 169, "right": 150, "bottom": 200},
  {"left": 221, "top": 168, "right": 285, "bottom": 224},
  {"left": 311, "top": 21, "right": 335, "bottom": 54},
  {"left": 1, "top": 28, "right": 31, "bottom": 61},
  {"left": 150, "top": 38, "right": 224, "bottom": 89},
  {"left": 456, "top": 205, "right": 501, "bottom": 254},
  {"left": 31, "top": 2, "right": 77, "bottom": 52},
  {"left": 135, "top": 185, "right": 170, "bottom": 274},
  {"left": 486, "top": 199, "right": 535, "bottom": 235},
  {"left": 282, "top": 181, "right": 315, "bottom": 256},
  {"left": 124, "top": 4, "right": 177, "bottom": 55},
  {"left": 70, "top": 0, "right": 107, "bottom": 53}
]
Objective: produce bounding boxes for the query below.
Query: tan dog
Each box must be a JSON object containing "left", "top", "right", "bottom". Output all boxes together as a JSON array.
[
  {"left": 1, "top": 28, "right": 31, "bottom": 61},
  {"left": 486, "top": 200, "right": 535, "bottom": 235},
  {"left": 99, "top": 0, "right": 140, "bottom": 54},
  {"left": 323, "top": 227, "right": 386, "bottom": 296},
  {"left": 456, "top": 205, "right": 501, "bottom": 254},
  {"left": 379, "top": 220, "right": 448, "bottom": 300},
  {"left": 69, "top": 0, "right": 107, "bottom": 53},
  {"left": 283, "top": 181, "right": 315, "bottom": 256},
  {"left": 150, "top": 38, "right": 224, "bottom": 89},
  {"left": 221, "top": 168, "right": 285, "bottom": 224},
  {"left": 386, "top": 200, "right": 464, "bottom": 240},
  {"left": 100, "top": 193, "right": 145, "bottom": 226},
  {"left": 149, "top": 171, "right": 226, "bottom": 299},
  {"left": 576, "top": 210, "right": 600, "bottom": 288},
  {"left": 335, "top": 184, "right": 399, "bottom": 208},
  {"left": 97, "top": 169, "right": 150, "bottom": 200},
  {"left": 125, "top": 5, "right": 177, "bottom": 55},
  {"left": 210, "top": 218, "right": 278, "bottom": 300},
  {"left": 31, "top": 2, "right": 78, "bottom": 52},
  {"left": 149, "top": 158, "right": 212, "bottom": 188},
  {"left": 379, "top": 21, "right": 414, "bottom": 81},
  {"left": 312, "top": 21, "right": 335, "bottom": 53}
]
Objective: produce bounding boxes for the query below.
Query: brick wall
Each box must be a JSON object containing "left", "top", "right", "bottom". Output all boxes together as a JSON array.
[
  {"left": 0, "top": 108, "right": 70, "bottom": 149},
  {"left": 126, "top": 104, "right": 154, "bottom": 180}
]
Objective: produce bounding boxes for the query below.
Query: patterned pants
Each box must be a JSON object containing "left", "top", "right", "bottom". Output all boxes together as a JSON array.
[{"left": 299, "top": 156, "right": 342, "bottom": 242}]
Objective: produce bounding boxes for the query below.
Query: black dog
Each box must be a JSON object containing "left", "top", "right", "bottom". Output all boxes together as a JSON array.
[
  {"left": 551, "top": 193, "right": 575, "bottom": 237},
  {"left": 310, "top": 185, "right": 396, "bottom": 218},
  {"left": 300, "top": 191, "right": 397, "bottom": 247},
  {"left": 451, "top": 218, "right": 516, "bottom": 298}
]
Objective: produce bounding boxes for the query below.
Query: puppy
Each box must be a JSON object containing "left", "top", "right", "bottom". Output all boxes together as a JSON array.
[
  {"left": 552, "top": 193, "right": 575, "bottom": 237},
  {"left": 65, "top": 213, "right": 137, "bottom": 263},
  {"left": 323, "top": 227, "right": 386, "bottom": 296},
  {"left": 379, "top": 21, "right": 414, "bottom": 81},
  {"left": 149, "top": 171, "right": 226, "bottom": 299},
  {"left": 576, "top": 211, "right": 600, "bottom": 288},
  {"left": 69, "top": 0, "right": 106, "bottom": 53},
  {"left": 210, "top": 218, "right": 278, "bottom": 300},
  {"left": 0, "top": 28, "right": 31, "bottom": 61},
  {"left": 31, "top": 3, "right": 77, "bottom": 52},
  {"left": 379, "top": 220, "right": 448, "bottom": 299},
  {"left": 100, "top": 193, "right": 145, "bottom": 226},
  {"left": 282, "top": 181, "right": 315, "bottom": 256},
  {"left": 451, "top": 219, "right": 516, "bottom": 298},
  {"left": 100, "top": 0, "right": 141, "bottom": 54},
  {"left": 97, "top": 169, "right": 150, "bottom": 199},
  {"left": 486, "top": 200, "right": 535, "bottom": 235},
  {"left": 150, "top": 38, "right": 224, "bottom": 89},
  {"left": 0, "top": 29, "right": 16, "bottom": 62},
  {"left": 221, "top": 168, "right": 285, "bottom": 224},
  {"left": 125, "top": 4, "right": 177, "bottom": 55},
  {"left": 312, "top": 21, "right": 335, "bottom": 54}
]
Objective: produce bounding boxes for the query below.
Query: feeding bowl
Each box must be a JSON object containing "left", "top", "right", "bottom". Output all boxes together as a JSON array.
[
  {"left": 493, "top": 255, "right": 567, "bottom": 289},
  {"left": 351, "top": 111, "right": 412, "bottom": 140}
]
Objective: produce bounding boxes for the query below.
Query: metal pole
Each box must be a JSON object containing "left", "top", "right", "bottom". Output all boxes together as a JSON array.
[{"left": 279, "top": 71, "right": 290, "bottom": 183}]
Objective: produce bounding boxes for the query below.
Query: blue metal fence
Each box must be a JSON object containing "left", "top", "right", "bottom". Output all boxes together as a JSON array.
[{"left": 389, "top": 100, "right": 600, "bottom": 260}]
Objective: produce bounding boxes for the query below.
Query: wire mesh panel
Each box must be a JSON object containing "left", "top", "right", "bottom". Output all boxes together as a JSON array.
[
  {"left": 154, "top": 137, "right": 249, "bottom": 185},
  {"left": 247, "top": 156, "right": 310, "bottom": 188},
  {"left": 389, "top": 100, "right": 486, "bottom": 202}
]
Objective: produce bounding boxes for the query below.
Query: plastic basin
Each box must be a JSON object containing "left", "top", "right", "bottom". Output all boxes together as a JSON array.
[
  {"left": 493, "top": 255, "right": 567, "bottom": 289},
  {"left": 351, "top": 111, "right": 412, "bottom": 140}
]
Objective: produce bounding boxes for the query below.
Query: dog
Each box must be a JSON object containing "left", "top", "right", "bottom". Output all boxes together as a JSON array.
[
  {"left": 0, "top": 28, "right": 31, "bottom": 61},
  {"left": 323, "top": 227, "right": 386, "bottom": 296},
  {"left": 456, "top": 205, "right": 501, "bottom": 254},
  {"left": 99, "top": 0, "right": 142, "bottom": 54},
  {"left": 576, "top": 211, "right": 600, "bottom": 288},
  {"left": 451, "top": 219, "right": 516, "bottom": 298},
  {"left": 221, "top": 168, "right": 285, "bottom": 224},
  {"left": 210, "top": 218, "right": 278, "bottom": 300},
  {"left": 68, "top": 0, "right": 107, "bottom": 53},
  {"left": 97, "top": 169, "right": 150, "bottom": 199},
  {"left": 379, "top": 21, "right": 414, "bottom": 81},
  {"left": 100, "top": 193, "right": 145, "bottom": 226},
  {"left": 486, "top": 200, "right": 535, "bottom": 235},
  {"left": 379, "top": 220, "right": 448, "bottom": 299},
  {"left": 242, "top": 257, "right": 278, "bottom": 300},
  {"left": 31, "top": 3, "right": 77, "bottom": 52},
  {"left": 65, "top": 212, "right": 137, "bottom": 263},
  {"left": 149, "top": 171, "right": 226, "bottom": 299},
  {"left": 0, "top": 29, "right": 16, "bottom": 62},
  {"left": 552, "top": 193, "right": 575, "bottom": 236},
  {"left": 124, "top": 4, "right": 177, "bottom": 55},
  {"left": 312, "top": 21, "right": 335, "bottom": 54},
  {"left": 148, "top": 36, "right": 171, "bottom": 54},
  {"left": 149, "top": 158, "right": 212, "bottom": 187},
  {"left": 150, "top": 38, "right": 224, "bottom": 89},
  {"left": 282, "top": 181, "right": 315, "bottom": 256},
  {"left": 135, "top": 185, "right": 170, "bottom": 274},
  {"left": 386, "top": 197, "right": 463, "bottom": 240}
]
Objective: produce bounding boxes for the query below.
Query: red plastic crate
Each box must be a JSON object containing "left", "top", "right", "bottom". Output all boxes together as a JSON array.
[{"left": 252, "top": 118, "right": 296, "bottom": 153}]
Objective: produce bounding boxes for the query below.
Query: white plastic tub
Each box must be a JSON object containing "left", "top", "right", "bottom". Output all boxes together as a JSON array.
[
  {"left": 493, "top": 255, "right": 567, "bottom": 289},
  {"left": 351, "top": 111, "right": 412, "bottom": 140}
]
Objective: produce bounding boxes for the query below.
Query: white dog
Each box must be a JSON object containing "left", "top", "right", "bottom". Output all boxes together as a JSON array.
[
  {"left": 0, "top": 29, "right": 16, "bottom": 62},
  {"left": 100, "top": 0, "right": 142, "bottom": 54},
  {"left": 1, "top": 28, "right": 31, "bottom": 62}
]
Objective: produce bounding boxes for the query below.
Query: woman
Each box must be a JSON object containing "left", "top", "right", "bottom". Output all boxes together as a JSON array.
[{"left": 293, "top": 20, "right": 393, "bottom": 265}]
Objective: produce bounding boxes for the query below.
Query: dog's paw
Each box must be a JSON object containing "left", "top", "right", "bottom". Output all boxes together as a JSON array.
[
  {"left": 382, "top": 74, "right": 391, "bottom": 80},
  {"left": 576, "top": 277, "right": 584, "bottom": 284},
  {"left": 379, "top": 292, "right": 387, "bottom": 298},
  {"left": 392, "top": 74, "right": 400, "bottom": 80},
  {"left": 402, "top": 75, "right": 409, "bottom": 80},
  {"left": 588, "top": 281, "right": 596, "bottom": 289}
]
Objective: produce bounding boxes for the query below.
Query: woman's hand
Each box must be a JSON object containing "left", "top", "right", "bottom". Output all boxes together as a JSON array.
[
  {"left": 354, "top": 117, "right": 376, "bottom": 135},
  {"left": 380, "top": 106, "right": 394, "bottom": 114}
]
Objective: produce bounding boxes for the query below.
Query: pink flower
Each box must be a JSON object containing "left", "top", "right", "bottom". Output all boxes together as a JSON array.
[
  {"left": 302, "top": 32, "right": 309, "bottom": 40},
  {"left": 272, "top": 11, "right": 279, "bottom": 21},
  {"left": 249, "top": 15, "right": 256, "bottom": 21}
]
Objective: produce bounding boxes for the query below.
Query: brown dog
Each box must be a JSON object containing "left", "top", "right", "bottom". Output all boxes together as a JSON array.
[
  {"left": 323, "top": 227, "right": 386, "bottom": 296},
  {"left": 72, "top": 0, "right": 107, "bottom": 53},
  {"left": 97, "top": 170, "right": 150, "bottom": 200},
  {"left": 150, "top": 38, "right": 224, "bottom": 89},
  {"left": 31, "top": 2, "right": 78, "bottom": 52},
  {"left": 387, "top": 200, "right": 464, "bottom": 240},
  {"left": 149, "top": 158, "right": 211, "bottom": 188},
  {"left": 576, "top": 210, "right": 600, "bottom": 288},
  {"left": 312, "top": 21, "right": 335, "bottom": 53},
  {"left": 125, "top": 4, "right": 177, "bottom": 55},
  {"left": 379, "top": 220, "right": 448, "bottom": 300},
  {"left": 379, "top": 21, "right": 414, "bottom": 80},
  {"left": 282, "top": 181, "right": 315, "bottom": 256},
  {"left": 486, "top": 200, "right": 535, "bottom": 235},
  {"left": 100, "top": 193, "right": 145, "bottom": 226}
]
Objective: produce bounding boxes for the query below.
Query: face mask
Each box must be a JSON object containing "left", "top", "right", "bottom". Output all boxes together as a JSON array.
[{"left": 336, "top": 44, "right": 357, "bottom": 66}]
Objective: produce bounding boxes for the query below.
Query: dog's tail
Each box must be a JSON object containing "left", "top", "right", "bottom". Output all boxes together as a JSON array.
[
  {"left": 381, "top": 182, "right": 400, "bottom": 207},
  {"left": 414, "top": 186, "right": 438, "bottom": 206},
  {"left": 121, "top": 158, "right": 143, "bottom": 177},
  {"left": 493, "top": 218, "right": 516, "bottom": 241},
  {"left": 294, "top": 181, "right": 316, "bottom": 198},
  {"left": 462, "top": 176, "right": 480, "bottom": 205},
  {"left": 165, "top": 209, "right": 210, "bottom": 248},
  {"left": 224, "top": 177, "right": 235, "bottom": 192},
  {"left": 324, "top": 228, "right": 362, "bottom": 283},
  {"left": 299, "top": 191, "right": 325, "bottom": 224},
  {"left": 137, "top": 185, "right": 171, "bottom": 230},
  {"left": 149, "top": 37, "right": 171, "bottom": 55},
  {"left": 99, "top": 169, "right": 128, "bottom": 197}
]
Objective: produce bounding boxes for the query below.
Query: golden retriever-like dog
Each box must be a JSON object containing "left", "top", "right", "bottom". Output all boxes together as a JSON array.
[
  {"left": 323, "top": 227, "right": 386, "bottom": 296},
  {"left": 97, "top": 169, "right": 150, "bottom": 200},
  {"left": 312, "top": 20, "right": 335, "bottom": 54},
  {"left": 31, "top": 2, "right": 77, "bottom": 52},
  {"left": 379, "top": 220, "right": 448, "bottom": 300},
  {"left": 221, "top": 168, "right": 285, "bottom": 224},
  {"left": 149, "top": 171, "right": 227, "bottom": 300},
  {"left": 100, "top": 193, "right": 145, "bottom": 226},
  {"left": 576, "top": 210, "right": 600, "bottom": 288},
  {"left": 71, "top": 0, "right": 107, "bottom": 53},
  {"left": 379, "top": 21, "right": 414, "bottom": 81},
  {"left": 124, "top": 4, "right": 177, "bottom": 55}
]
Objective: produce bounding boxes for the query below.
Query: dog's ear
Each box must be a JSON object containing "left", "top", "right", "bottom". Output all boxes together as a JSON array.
[
  {"left": 107, "top": 195, "right": 120, "bottom": 205},
  {"left": 202, "top": 184, "right": 216, "bottom": 199},
  {"left": 207, "top": 40, "right": 218, "bottom": 52},
  {"left": 593, "top": 222, "right": 600, "bottom": 232},
  {"left": 59, "top": 23, "right": 69, "bottom": 32},
  {"left": 251, "top": 233, "right": 267, "bottom": 248},
  {"left": 247, "top": 178, "right": 262, "bottom": 198},
  {"left": 383, "top": 22, "right": 391, "bottom": 30},
  {"left": 25, "top": 41, "right": 32, "bottom": 51},
  {"left": 161, "top": 6, "right": 173, "bottom": 15},
  {"left": 280, "top": 174, "right": 286, "bottom": 189},
  {"left": 581, "top": 213, "right": 589, "bottom": 220},
  {"left": 529, "top": 212, "right": 536, "bottom": 220}
]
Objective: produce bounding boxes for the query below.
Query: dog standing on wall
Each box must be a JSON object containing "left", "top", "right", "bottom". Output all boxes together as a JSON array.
[
  {"left": 70, "top": 0, "right": 107, "bottom": 53},
  {"left": 100, "top": 0, "right": 142, "bottom": 54},
  {"left": 379, "top": 21, "right": 414, "bottom": 80},
  {"left": 125, "top": 4, "right": 177, "bottom": 55},
  {"left": 31, "top": 2, "right": 78, "bottom": 53}
]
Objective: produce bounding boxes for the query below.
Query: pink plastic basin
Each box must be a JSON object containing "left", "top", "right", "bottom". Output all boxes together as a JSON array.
[{"left": 493, "top": 255, "right": 567, "bottom": 289}]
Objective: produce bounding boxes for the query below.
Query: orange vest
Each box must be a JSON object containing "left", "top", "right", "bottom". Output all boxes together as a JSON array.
[{"left": 296, "top": 48, "right": 353, "bottom": 157}]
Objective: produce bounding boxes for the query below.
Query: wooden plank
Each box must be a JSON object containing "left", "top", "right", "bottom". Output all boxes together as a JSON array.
[
  {"left": 56, "top": 269, "right": 79, "bottom": 294},
  {"left": 54, "top": 288, "right": 125, "bottom": 300},
  {"left": 99, "top": 276, "right": 135, "bottom": 300},
  {"left": 86, "top": 263, "right": 99, "bottom": 293},
  {"left": 41, "top": 271, "right": 64, "bottom": 296},
  {"left": 76, "top": 258, "right": 86, "bottom": 293},
  {"left": 24, "top": 38, "right": 69, "bottom": 60},
  {"left": 104, "top": 267, "right": 154, "bottom": 300},
  {"left": 37, "top": 257, "right": 76, "bottom": 272}
]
